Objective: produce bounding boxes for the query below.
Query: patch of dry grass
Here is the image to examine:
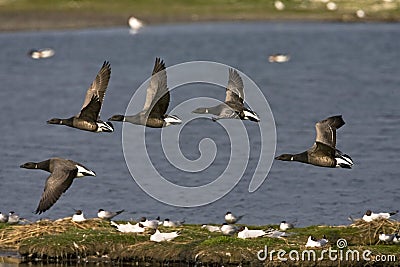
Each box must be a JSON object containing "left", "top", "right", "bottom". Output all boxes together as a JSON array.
[{"left": 1, "top": 219, "right": 400, "bottom": 265}]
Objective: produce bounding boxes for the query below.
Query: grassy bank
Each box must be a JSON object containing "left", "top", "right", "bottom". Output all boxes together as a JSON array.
[
  {"left": 1, "top": 218, "right": 399, "bottom": 266},
  {"left": 0, "top": 0, "right": 400, "bottom": 32}
]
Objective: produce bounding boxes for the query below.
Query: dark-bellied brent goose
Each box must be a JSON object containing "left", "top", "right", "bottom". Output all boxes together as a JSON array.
[
  {"left": 275, "top": 115, "right": 353, "bottom": 168},
  {"left": 108, "top": 58, "right": 182, "bottom": 128},
  {"left": 192, "top": 68, "right": 260, "bottom": 122},
  {"left": 47, "top": 61, "right": 114, "bottom": 133},
  {"left": 20, "top": 157, "right": 96, "bottom": 214}
]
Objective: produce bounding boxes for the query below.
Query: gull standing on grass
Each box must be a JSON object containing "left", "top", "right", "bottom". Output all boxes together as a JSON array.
[
  {"left": 305, "top": 235, "right": 328, "bottom": 248},
  {"left": 237, "top": 226, "right": 268, "bottom": 239},
  {"left": 139, "top": 217, "right": 162, "bottom": 229},
  {"left": 163, "top": 218, "right": 185, "bottom": 227},
  {"left": 379, "top": 233, "right": 395, "bottom": 243},
  {"left": 224, "top": 211, "right": 244, "bottom": 224},
  {"left": 150, "top": 230, "right": 180, "bottom": 242},
  {"left": 393, "top": 233, "right": 400, "bottom": 244},
  {"left": 111, "top": 221, "right": 145, "bottom": 233},
  {"left": 279, "top": 221, "right": 295, "bottom": 231},
  {"left": 201, "top": 224, "right": 222, "bottom": 233},
  {"left": 0, "top": 212, "right": 8, "bottom": 223},
  {"left": 7, "top": 211, "right": 19, "bottom": 224},
  {"left": 72, "top": 210, "right": 86, "bottom": 222},
  {"left": 220, "top": 223, "right": 238, "bottom": 236},
  {"left": 362, "top": 210, "right": 398, "bottom": 222},
  {"left": 97, "top": 209, "right": 125, "bottom": 220}
]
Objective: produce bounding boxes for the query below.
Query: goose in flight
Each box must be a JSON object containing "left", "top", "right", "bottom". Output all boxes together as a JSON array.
[
  {"left": 192, "top": 68, "right": 260, "bottom": 122},
  {"left": 275, "top": 115, "right": 353, "bottom": 168},
  {"left": 20, "top": 157, "right": 96, "bottom": 214},
  {"left": 108, "top": 58, "right": 181, "bottom": 128},
  {"left": 47, "top": 61, "right": 114, "bottom": 132}
]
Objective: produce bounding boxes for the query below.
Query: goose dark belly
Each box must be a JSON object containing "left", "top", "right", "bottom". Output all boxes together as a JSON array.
[{"left": 72, "top": 118, "right": 98, "bottom": 132}]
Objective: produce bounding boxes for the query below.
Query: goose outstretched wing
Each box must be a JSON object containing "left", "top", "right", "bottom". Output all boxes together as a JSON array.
[{"left": 77, "top": 61, "right": 111, "bottom": 120}]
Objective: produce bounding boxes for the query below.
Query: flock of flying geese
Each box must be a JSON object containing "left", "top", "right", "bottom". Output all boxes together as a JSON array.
[
  {"left": 0, "top": 56, "right": 396, "bottom": 245},
  {"left": 14, "top": 57, "right": 355, "bottom": 216}
]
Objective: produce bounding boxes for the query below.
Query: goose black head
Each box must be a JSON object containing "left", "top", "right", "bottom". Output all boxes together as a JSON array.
[
  {"left": 275, "top": 154, "right": 294, "bottom": 161},
  {"left": 20, "top": 162, "right": 37, "bottom": 169},
  {"left": 47, "top": 118, "right": 62, "bottom": 124}
]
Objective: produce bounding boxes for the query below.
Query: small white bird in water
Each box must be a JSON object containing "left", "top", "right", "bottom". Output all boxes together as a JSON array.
[
  {"left": 379, "top": 233, "right": 395, "bottom": 243},
  {"left": 111, "top": 221, "right": 145, "bottom": 233},
  {"left": 28, "top": 48, "right": 55, "bottom": 59},
  {"left": 225, "top": 211, "right": 244, "bottom": 224},
  {"left": 7, "top": 211, "right": 19, "bottom": 224},
  {"left": 237, "top": 226, "right": 268, "bottom": 239},
  {"left": 326, "top": 1, "right": 337, "bottom": 11},
  {"left": 279, "top": 221, "right": 295, "bottom": 231},
  {"left": 305, "top": 235, "right": 328, "bottom": 248},
  {"left": 72, "top": 210, "right": 86, "bottom": 222},
  {"left": 274, "top": 0, "right": 285, "bottom": 10},
  {"left": 220, "top": 223, "right": 238, "bottom": 236},
  {"left": 362, "top": 210, "right": 398, "bottom": 222},
  {"left": 0, "top": 212, "right": 8, "bottom": 223},
  {"left": 201, "top": 224, "right": 222, "bottom": 233},
  {"left": 163, "top": 218, "right": 185, "bottom": 227},
  {"left": 150, "top": 229, "right": 180, "bottom": 242},
  {"left": 128, "top": 16, "right": 144, "bottom": 34},
  {"left": 97, "top": 209, "right": 125, "bottom": 220},
  {"left": 268, "top": 54, "right": 290, "bottom": 63}
]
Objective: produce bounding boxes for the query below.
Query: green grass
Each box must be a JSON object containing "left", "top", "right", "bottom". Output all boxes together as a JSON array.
[
  {"left": 0, "top": 223, "right": 10, "bottom": 229},
  {"left": 0, "top": 220, "right": 395, "bottom": 265}
]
